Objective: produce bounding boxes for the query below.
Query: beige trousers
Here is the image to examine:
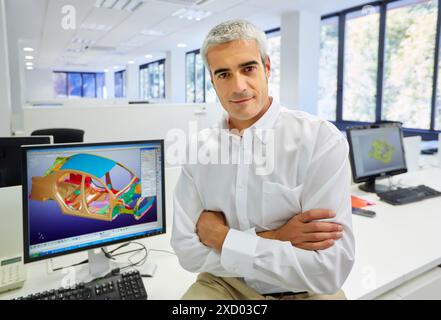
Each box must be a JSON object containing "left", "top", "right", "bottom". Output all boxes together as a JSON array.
[{"left": 182, "top": 272, "right": 347, "bottom": 300}]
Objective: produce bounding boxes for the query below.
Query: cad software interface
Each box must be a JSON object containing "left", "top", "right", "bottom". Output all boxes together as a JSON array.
[
  {"left": 350, "top": 126, "right": 406, "bottom": 178},
  {"left": 24, "top": 142, "right": 164, "bottom": 259}
]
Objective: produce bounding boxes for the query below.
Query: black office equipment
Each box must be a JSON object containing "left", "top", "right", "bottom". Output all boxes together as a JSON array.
[
  {"left": 14, "top": 270, "right": 147, "bottom": 300},
  {"left": 0, "top": 136, "right": 52, "bottom": 188},
  {"left": 421, "top": 148, "right": 438, "bottom": 155},
  {"left": 346, "top": 123, "right": 407, "bottom": 193},
  {"left": 377, "top": 185, "right": 441, "bottom": 205},
  {"left": 31, "top": 128, "right": 84, "bottom": 144},
  {"left": 128, "top": 100, "right": 150, "bottom": 104},
  {"left": 352, "top": 207, "right": 376, "bottom": 218}
]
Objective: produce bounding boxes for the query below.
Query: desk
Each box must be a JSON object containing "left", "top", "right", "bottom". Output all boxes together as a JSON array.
[
  {"left": 1, "top": 166, "right": 441, "bottom": 300},
  {"left": 342, "top": 167, "right": 441, "bottom": 299},
  {"left": 0, "top": 166, "right": 197, "bottom": 300}
]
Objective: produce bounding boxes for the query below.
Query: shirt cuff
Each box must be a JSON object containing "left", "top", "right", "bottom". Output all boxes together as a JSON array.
[{"left": 220, "top": 228, "right": 258, "bottom": 277}]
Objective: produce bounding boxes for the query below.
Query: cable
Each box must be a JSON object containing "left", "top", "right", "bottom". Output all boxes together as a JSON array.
[
  {"left": 50, "top": 242, "right": 176, "bottom": 273},
  {"left": 52, "top": 259, "right": 89, "bottom": 272},
  {"left": 119, "top": 242, "right": 149, "bottom": 271}
]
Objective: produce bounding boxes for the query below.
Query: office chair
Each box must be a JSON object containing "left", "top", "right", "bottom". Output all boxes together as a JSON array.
[{"left": 31, "top": 128, "right": 84, "bottom": 144}]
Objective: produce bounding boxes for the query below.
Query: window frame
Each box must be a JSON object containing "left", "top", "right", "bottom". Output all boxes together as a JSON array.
[
  {"left": 322, "top": 0, "right": 441, "bottom": 140},
  {"left": 185, "top": 49, "right": 207, "bottom": 103}
]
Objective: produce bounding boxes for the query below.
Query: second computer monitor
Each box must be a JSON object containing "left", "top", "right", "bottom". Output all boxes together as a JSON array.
[
  {"left": 0, "top": 136, "right": 53, "bottom": 188},
  {"left": 347, "top": 123, "right": 407, "bottom": 193},
  {"left": 21, "top": 140, "right": 165, "bottom": 264}
]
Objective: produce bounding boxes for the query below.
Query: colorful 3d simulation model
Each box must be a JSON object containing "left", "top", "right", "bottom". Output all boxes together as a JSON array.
[
  {"left": 368, "top": 139, "right": 395, "bottom": 164},
  {"left": 30, "top": 153, "right": 155, "bottom": 222}
]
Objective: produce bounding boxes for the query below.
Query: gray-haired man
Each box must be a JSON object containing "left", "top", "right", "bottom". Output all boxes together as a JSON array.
[{"left": 171, "top": 20, "right": 355, "bottom": 300}]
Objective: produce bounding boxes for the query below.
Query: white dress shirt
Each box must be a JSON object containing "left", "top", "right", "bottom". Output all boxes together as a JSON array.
[{"left": 171, "top": 101, "right": 355, "bottom": 295}]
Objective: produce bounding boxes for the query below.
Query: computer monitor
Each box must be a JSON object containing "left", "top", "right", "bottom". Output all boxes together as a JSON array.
[
  {"left": 0, "top": 136, "right": 53, "bottom": 188},
  {"left": 21, "top": 140, "right": 165, "bottom": 276},
  {"left": 346, "top": 123, "right": 407, "bottom": 193}
]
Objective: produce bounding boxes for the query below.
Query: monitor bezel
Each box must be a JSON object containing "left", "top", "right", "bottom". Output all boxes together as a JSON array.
[
  {"left": 346, "top": 123, "right": 408, "bottom": 183},
  {"left": 21, "top": 139, "right": 166, "bottom": 264}
]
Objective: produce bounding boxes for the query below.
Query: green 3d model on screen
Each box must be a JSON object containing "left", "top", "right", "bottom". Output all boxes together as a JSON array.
[{"left": 368, "top": 139, "right": 396, "bottom": 164}]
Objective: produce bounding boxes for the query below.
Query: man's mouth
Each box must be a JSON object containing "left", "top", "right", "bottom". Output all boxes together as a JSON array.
[{"left": 230, "top": 97, "right": 254, "bottom": 104}]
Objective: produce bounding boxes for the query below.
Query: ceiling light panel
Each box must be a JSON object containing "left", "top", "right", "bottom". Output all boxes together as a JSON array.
[
  {"left": 172, "top": 8, "right": 212, "bottom": 21},
  {"left": 80, "top": 23, "right": 113, "bottom": 32},
  {"left": 96, "top": 0, "right": 145, "bottom": 12},
  {"left": 140, "top": 30, "right": 165, "bottom": 37}
]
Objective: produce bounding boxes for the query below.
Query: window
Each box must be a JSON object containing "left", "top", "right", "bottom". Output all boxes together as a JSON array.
[
  {"left": 437, "top": 50, "right": 441, "bottom": 129},
  {"left": 320, "top": 0, "right": 441, "bottom": 138},
  {"left": 139, "top": 59, "right": 166, "bottom": 100},
  {"left": 96, "top": 73, "right": 105, "bottom": 99},
  {"left": 266, "top": 29, "right": 281, "bottom": 102},
  {"left": 53, "top": 72, "right": 67, "bottom": 98},
  {"left": 53, "top": 71, "right": 105, "bottom": 99},
  {"left": 383, "top": 0, "right": 438, "bottom": 129},
  {"left": 114, "top": 70, "right": 126, "bottom": 98},
  {"left": 68, "top": 73, "right": 82, "bottom": 98},
  {"left": 318, "top": 17, "right": 339, "bottom": 121},
  {"left": 82, "top": 73, "right": 96, "bottom": 98},
  {"left": 186, "top": 52, "right": 196, "bottom": 102},
  {"left": 185, "top": 50, "right": 216, "bottom": 103},
  {"left": 343, "top": 8, "right": 380, "bottom": 122}
]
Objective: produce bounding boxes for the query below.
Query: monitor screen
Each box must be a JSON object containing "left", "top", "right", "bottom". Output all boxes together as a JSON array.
[
  {"left": 21, "top": 140, "right": 165, "bottom": 263},
  {"left": 0, "top": 136, "right": 53, "bottom": 188},
  {"left": 347, "top": 124, "right": 407, "bottom": 182}
]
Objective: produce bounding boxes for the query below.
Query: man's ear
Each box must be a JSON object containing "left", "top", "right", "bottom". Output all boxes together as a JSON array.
[{"left": 264, "top": 56, "right": 271, "bottom": 80}]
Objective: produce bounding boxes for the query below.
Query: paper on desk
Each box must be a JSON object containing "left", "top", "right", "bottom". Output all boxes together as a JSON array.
[{"left": 351, "top": 195, "right": 375, "bottom": 208}]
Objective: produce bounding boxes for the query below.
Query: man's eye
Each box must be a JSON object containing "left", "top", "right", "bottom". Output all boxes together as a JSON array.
[
  {"left": 218, "top": 73, "right": 228, "bottom": 79},
  {"left": 244, "top": 66, "right": 256, "bottom": 73}
]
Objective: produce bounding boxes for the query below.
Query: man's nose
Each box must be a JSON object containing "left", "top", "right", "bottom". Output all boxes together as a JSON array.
[{"left": 232, "top": 74, "right": 248, "bottom": 93}]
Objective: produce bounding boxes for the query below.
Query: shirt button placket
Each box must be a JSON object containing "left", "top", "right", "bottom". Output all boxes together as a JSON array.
[{"left": 236, "top": 133, "right": 251, "bottom": 230}]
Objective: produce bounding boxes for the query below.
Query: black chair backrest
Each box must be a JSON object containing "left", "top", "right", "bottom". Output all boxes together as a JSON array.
[{"left": 31, "top": 128, "right": 84, "bottom": 144}]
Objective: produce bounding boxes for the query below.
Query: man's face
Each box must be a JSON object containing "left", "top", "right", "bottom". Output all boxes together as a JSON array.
[{"left": 206, "top": 39, "right": 271, "bottom": 124}]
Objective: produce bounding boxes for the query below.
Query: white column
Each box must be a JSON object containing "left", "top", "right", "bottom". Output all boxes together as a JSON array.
[
  {"left": 0, "top": 0, "right": 12, "bottom": 135},
  {"left": 280, "top": 11, "right": 321, "bottom": 114},
  {"left": 126, "top": 63, "right": 139, "bottom": 100},
  {"left": 165, "top": 50, "right": 185, "bottom": 103},
  {"left": 4, "top": 1, "right": 27, "bottom": 133},
  {"left": 105, "top": 71, "right": 114, "bottom": 99}
]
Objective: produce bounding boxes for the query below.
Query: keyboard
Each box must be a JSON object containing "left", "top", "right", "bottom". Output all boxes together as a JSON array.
[
  {"left": 421, "top": 148, "right": 438, "bottom": 155},
  {"left": 14, "top": 269, "right": 147, "bottom": 300},
  {"left": 377, "top": 185, "right": 441, "bottom": 205}
]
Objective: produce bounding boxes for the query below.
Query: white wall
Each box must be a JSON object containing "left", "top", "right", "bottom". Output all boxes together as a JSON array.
[
  {"left": 25, "top": 68, "right": 53, "bottom": 102},
  {"left": 126, "top": 63, "right": 139, "bottom": 100},
  {"left": 23, "top": 102, "right": 224, "bottom": 165},
  {"left": 166, "top": 50, "right": 186, "bottom": 103},
  {"left": 0, "top": 0, "right": 11, "bottom": 136},
  {"left": 280, "top": 11, "right": 321, "bottom": 113},
  {"left": 4, "top": 0, "right": 46, "bottom": 132}
]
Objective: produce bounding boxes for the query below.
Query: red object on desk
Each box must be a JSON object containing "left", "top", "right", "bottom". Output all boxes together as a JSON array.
[{"left": 351, "top": 195, "right": 375, "bottom": 208}]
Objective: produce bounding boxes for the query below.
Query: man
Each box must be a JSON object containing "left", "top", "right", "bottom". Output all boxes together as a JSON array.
[{"left": 171, "top": 20, "right": 355, "bottom": 300}]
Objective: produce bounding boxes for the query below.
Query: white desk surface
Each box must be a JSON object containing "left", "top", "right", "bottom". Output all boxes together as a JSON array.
[
  {"left": 1, "top": 164, "right": 441, "bottom": 300},
  {"left": 342, "top": 167, "right": 441, "bottom": 299}
]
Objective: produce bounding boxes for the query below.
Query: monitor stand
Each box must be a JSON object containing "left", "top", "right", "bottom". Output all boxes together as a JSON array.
[
  {"left": 88, "top": 248, "right": 111, "bottom": 277},
  {"left": 359, "top": 178, "right": 391, "bottom": 194}
]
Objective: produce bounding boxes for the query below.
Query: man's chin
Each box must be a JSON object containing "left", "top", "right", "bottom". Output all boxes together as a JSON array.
[{"left": 229, "top": 110, "right": 260, "bottom": 122}]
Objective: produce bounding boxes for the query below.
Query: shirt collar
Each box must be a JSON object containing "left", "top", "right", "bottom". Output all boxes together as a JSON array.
[{"left": 220, "top": 99, "right": 280, "bottom": 145}]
